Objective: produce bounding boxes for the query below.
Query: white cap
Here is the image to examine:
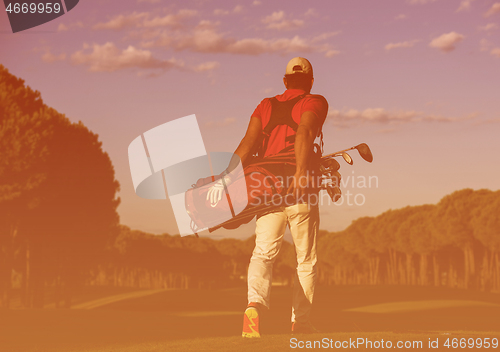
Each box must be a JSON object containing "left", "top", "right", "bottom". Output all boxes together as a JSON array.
[{"left": 285, "top": 57, "right": 313, "bottom": 76}]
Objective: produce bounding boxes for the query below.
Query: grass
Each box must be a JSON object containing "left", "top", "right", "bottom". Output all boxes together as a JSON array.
[
  {"left": 0, "top": 285, "right": 499, "bottom": 351},
  {"left": 80, "top": 332, "right": 500, "bottom": 352}
]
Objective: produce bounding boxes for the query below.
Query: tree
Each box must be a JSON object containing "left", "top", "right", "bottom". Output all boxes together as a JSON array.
[
  {"left": 0, "top": 65, "right": 120, "bottom": 307},
  {"left": 471, "top": 191, "right": 500, "bottom": 291},
  {"left": 405, "top": 204, "right": 437, "bottom": 286},
  {"left": 435, "top": 189, "right": 493, "bottom": 288},
  {"left": 0, "top": 64, "right": 57, "bottom": 307}
]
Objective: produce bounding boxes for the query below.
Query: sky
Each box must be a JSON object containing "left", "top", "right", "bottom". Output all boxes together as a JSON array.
[{"left": 1, "top": 0, "right": 499, "bottom": 239}]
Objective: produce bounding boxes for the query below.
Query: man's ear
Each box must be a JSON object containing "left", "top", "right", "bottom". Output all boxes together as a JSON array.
[
  {"left": 310, "top": 77, "right": 314, "bottom": 89},
  {"left": 283, "top": 77, "right": 288, "bottom": 89}
]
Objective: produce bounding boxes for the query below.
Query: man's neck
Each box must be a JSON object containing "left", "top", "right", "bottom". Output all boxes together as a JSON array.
[{"left": 287, "top": 88, "right": 310, "bottom": 94}]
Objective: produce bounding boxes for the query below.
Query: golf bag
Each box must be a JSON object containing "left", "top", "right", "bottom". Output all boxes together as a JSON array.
[
  {"left": 184, "top": 146, "right": 342, "bottom": 233},
  {"left": 185, "top": 158, "right": 285, "bottom": 232}
]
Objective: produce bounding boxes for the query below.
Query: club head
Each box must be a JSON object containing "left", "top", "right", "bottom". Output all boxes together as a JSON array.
[
  {"left": 342, "top": 152, "right": 353, "bottom": 165},
  {"left": 322, "top": 158, "right": 340, "bottom": 172},
  {"left": 355, "top": 143, "right": 373, "bottom": 163}
]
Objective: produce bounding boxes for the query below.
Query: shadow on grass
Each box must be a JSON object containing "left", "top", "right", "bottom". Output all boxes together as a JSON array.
[{"left": 0, "top": 285, "right": 499, "bottom": 352}]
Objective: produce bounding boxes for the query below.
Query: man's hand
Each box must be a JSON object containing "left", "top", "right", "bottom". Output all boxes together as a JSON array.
[
  {"left": 231, "top": 117, "right": 262, "bottom": 171},
  {"left": 206, "top": 173, "right": 232, "bottom": 207},
  {"left": 286, "top": 171, "right": 315, "bottom": 202}
]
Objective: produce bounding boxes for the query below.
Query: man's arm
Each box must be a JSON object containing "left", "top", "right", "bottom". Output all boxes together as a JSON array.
[
  {"left": 226, "top": 116, "right": 262, "bottom": 173},
  {"left": 207, "top": 117, "right": 262, "bottom": 207},
  {"left": 287, "top": 111, "right": 320, "bottom": 200}
]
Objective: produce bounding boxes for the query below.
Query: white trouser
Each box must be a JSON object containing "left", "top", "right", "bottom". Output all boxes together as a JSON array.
[{"left": 247, "top": 203, "right": 319, "bottom": 324}]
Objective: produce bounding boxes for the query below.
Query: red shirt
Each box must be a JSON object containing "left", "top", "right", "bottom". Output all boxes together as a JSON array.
[{"left": 252, "top": 89, "right": 328, "bottom": 157}]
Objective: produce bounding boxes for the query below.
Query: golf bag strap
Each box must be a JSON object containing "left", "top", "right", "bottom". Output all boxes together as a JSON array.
[
  {"left": 318, "top": 131, "right": 324, "bottom": 154},
  {"left": 264, "top": 95, "right": 305, "bottom": 134},
  {"left": 259, "top": 94, "right": 306, "bottom": 157}
]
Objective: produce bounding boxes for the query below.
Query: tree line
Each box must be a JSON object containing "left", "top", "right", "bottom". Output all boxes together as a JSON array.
[
  {"left": 316, "top": 188, "right": 500, "bottom": 292},
  {"left": 1, "top": 65, "right": 499, "bottom": 309},
  {"left": 91, "top": 226, "right": 295, "bottom": 291},
  {"left": 82, "top": 189, "right": 500, "bottom": 295}
]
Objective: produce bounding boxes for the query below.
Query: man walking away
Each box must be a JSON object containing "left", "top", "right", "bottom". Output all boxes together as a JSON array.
[{"left": 229, "top": 58, "right": 329, "bottom": 337}]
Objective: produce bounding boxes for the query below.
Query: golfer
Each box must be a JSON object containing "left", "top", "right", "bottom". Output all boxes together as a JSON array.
[{"left": 231, "top": 57, "right": 329, "bottom": 337}]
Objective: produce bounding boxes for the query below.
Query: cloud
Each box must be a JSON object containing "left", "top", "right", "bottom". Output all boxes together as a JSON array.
[
  {"left": 213, "top": 5, "right": 243, "bottom": 16},
  {"left": 479, "top": 38, "right": 500, "bottom": 54},
  {"left": 205, "top": 117, "right": 236, "bottom": 128},
  {"left": 492, "top": 48, "right": 500, "bottom": 58},
  {"left": 312, "top": 31, "right": 340, "bottom": 43},
  {"left": 233, "top": 5, "right": 244, "bottom": 14},
  {"left": 480, "top": 38, "right": 494, "bottom": 52},
  {"left": 138, "top": 0, "right": 160, "bottom": 3},
  {"left": 472, "top": 117, "right": 500, "bottom": 126},
  {"left": 143, "top": 24, "right": 322, "bottom": 55},
  {"left": 407, "top": 0, "right": 437, "bottom": 4},
  {"left": 484, "top": 3, "right": 500, "bottom": 17},
  {"left": 385, "top": 40, "right": 419, "bottom": 50},
  {"left": 324, "top": 50, "right": 340, "bottom": 58},
  {"left": 328, "top": 108, "right": 476, "bottom": 128},
  {"left": 137, "top": 15, "right": 336, "bottom": 57},
  {"left": 456, "top": 0, "right": 474, "bottom": 12},
  {"left": 41, "top": 49, "right": 66, "bottom": 63},
  {"left": 93, "top": 12, "right": 148, "bottom": 30},
  {"left": 478, "top": 23, "right": 498, "bottom": 31},
  {"left": 58, "top": 21, "right": 83, "bottom": 31},
  {"left": 194, "top": 61, "right": 220, "bottom": 72},
  {"left": 429, "top": 32, "right": 464, "bottom": 52},
  {"left": 92, "top": 9, "right": 197, "bottom": 30},
  {"left": 252, "top": 0, "right": 261, "bottom": 5},
  {"left": 304, "top": 8, "right": 318, "bottom": 17},
  {"left": 310, "top": 34, "right": 341, "bottom": 58},
  {"left": 146, "top": 24, "right": 230, "bottom": 53},
  {"left": 229, "top": 36, "right": 312, "bottom": 55},
  {"left": 70, "top": 42, "right": 185, "bottom": 72},
  {"left": 395, "top": 14, "right": 407, "bottom": 20},
  {"left": 330, "top": 108, "right": 419, "bottom": 127},
  {"left": 143, "top": 10, "right": 197, "bottom": 28},
  {"left": 262, "top": 11, "right": 304, "bottom": 31}
]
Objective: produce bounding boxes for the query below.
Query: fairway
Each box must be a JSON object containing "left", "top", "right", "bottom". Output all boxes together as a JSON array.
[
  {"left": 81, "top": 332, "right": 500, "bottom": 352},
  {"left": 0, "top": 285, "right": 499, "bottom": 351}
]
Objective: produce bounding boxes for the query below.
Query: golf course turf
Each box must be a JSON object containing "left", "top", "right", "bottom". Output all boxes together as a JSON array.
[{"left": 1, "top": 285, "right": 499, "bottom": 351}]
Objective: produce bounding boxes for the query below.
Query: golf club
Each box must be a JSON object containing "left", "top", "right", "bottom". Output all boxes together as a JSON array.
[
  {"left": 205, "top": 143, "right": 373, "bottom": 233},
  {"left": 341, "top": 152, "right": 353, "bottom": 165},
  {"left": 323, "top": 143, "right": 373, "bottom": 163}
]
